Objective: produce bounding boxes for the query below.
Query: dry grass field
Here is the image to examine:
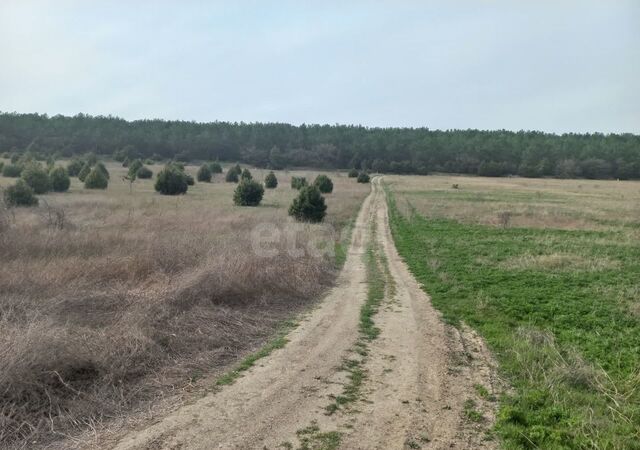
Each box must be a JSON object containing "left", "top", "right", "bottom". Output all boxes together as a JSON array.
[
  {"left": 0, "top": 161, "right": 368, "bottom": 448},
  {"left": 389, "top": 174, "right": 640, "bottom": 232},
  {"left": 387, "top": 174, "right": 640, "bottom": 448}
]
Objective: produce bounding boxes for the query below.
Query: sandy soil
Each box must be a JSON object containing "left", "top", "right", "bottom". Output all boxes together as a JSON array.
[{"left": 110, "top": 178, "right": 500, "bottom": 450}]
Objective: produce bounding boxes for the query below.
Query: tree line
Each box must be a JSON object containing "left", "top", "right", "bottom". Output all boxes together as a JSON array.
[{"left": 1, "top": 112, "right": 639, "bottom": 179}]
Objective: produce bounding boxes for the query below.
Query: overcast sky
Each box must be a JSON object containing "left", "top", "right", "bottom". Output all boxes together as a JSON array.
[{"left": 1, "top": 1, "right": 638, "bottom": 133}]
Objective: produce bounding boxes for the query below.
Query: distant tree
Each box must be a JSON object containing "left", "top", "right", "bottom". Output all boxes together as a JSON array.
[
  {"left": 137, "top": 166, "right": 153, "bottom": 179},
  {"left": 288, "top": 185, "right": 327, "bottom": 223},
  {"left": 95, "top": 162, "right": 110, "bottom": 180},
  {"left": 208, "top": 161, "right": 223, "bottom": 173},
  {"left": 313, "top": 174, "right": 333, "bottom": 193},
  {"left": 518, "top": 162, "right": 541, "bottom": 178},
  {"left": 371, "top": 159, "right": 388, "bottom": 173},
  {"left": 269, "top": 146, "right": 285, "bottom": 170},
  {"left": 348, "top": 168, "right": 359, "bottom": 178},
  {"left": 291, "top": 176, "right": 308, "bottom": 190},
  {"left": 4, "top": 179, "right": 38, "bottom": 207},
  {"left": 264, "top": 171, "right": 278, "bottom": 188},
  {"left": 184, "top": 173, "right": 195, "bottom": 185},
  {"left": 555, "top": 159, "right": 581, "bottom": 178},
  {"left": 21, "top": 163, "right": 51, "bottom": 194},
  {"left": 0, "top": 162, "right": 3, "bottom": 173},
  {"left": 155, "top": 165, "right": 188, "bottom": 195},
  {"left": 197, "top": 164, "right": 212, "bottom": 182},
  {"left": 241, "top": 168, "right": 253, "bottom": 180},
  {"left": 49, "top": 166, "right": 70, "bottom": 192},
  {"left": 2, "top": 164, "right": 22, "bottom": 178},
  {"left": 78, "top": 162, "right": 92, "bottom": 182},
  {"left": 84, "top": 167, "right": 109, "bottom": 189},
  {"left": 66, "top": 159, "right": 84, "bottom": 177},
  {"left": 478, "top": 161, "right": 509, "bottom": 177},
  {"left": 580, "top": 158, "right": 612, "bottom": 179},
  {"left": 127, "top": 159, "right": 142, "bottom": 178},
  {"left": 233, "top": 179, "right": 264, "bottom": 206},
  {"left": 357, "top": 172, "right": 370, "bottom": 183},
  {"left": 84, "top": 152, "right": 98, "bottom": 166},
  {"left": 225, "top": 169, "right": 239, "bottom": 182}
]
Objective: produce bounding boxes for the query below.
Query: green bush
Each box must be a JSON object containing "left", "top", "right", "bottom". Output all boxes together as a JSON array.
[
  {"left": 3, "top": 164, "right": 22, "bottom": 178},
  {"left": 313, "top": 174, "right": 333, "bottom": 193},
  {"left": 225, "top": 167, "right": 239, "bottom": 182},
  {"left": 144, "top": 159, "right": 154, "bottom": 165},
  {"left": 184, "top": 173, "right": 195, "bottom": 185},
  {"left": 122, "top": 157, "right": 130, "bottom": 167},
  {"left": 50, "top": 166, "right": 71, "bottom": 192},
  {"left": 66, "top": 159, "right": 84, "bottom": 177},
  {"left": 289, "top": 185, "right": 327, "bottom": 222},
  {"left": 21, "top": 164, "right": 51, "bottom": 194},
  {"left": 10, "top": 154, "right": 20, "bottom": 164},
  {"left": 84, "top": 167, "right": 109, "bottom": 189},
  {"left": 233, "top": 179, "right": 264, "bottom": 206},
  {"left": 77, "top": 162, "right": 92, "bottom": 182},
  {"left": 0, "top": 162, "right": 3, "bottom": 173},
  {"left": 208, "top": 162, "right": 223, "bottom": 173},
  {"left": 357, "top": 172, "right": 370, "bottom": 183},
  {"left": 348, "top": 168, "right": 358, "bottom": 178},
  {"left": 197, "top": 164, "right": 212, "bottom": 182},
  {"left": 155, "top": 165, "right": 188, "bottom": 195},
  {"left": 128, "top": 159, "right": 143, "bottom": 179},
  {"left": 137, "top": 166, "right": 153, "bottom": 179},
  {"left": 3, "top": 179, "right": 38, "bottom": 207},
  {"left": 95, "top": 162, "right": 110, "bottom": 180},
  {"left": 241, "top": 168, "right": 253, "bottom": 180},
  {"left": 264, "top": 171, "right": 278, "bottom": 188},
  {"left": 291, "top": 176, "right": 308, "bottom": 190}
]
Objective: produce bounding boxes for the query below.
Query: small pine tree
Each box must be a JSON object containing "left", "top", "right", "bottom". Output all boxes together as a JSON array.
[
  {"left": 66, "top": 159, "right": 84, "bottom": 177},
  {"left": 208, "top": 161, "right": 223, "bottom": 173},
  {"left": 348, "top": 168, "right": 358, "bottom": 178},
  {"left": 95, "top": 162, "right": 110, "bottom": 180},
  {"left": 136, "top": 166, "right": 153, "bottom": 179},
  {"left": 225, "top": 168, "right": 239, "bottom": 182},
  {"left": 4, "top": 179, "right": 38, "bottom": 207},
  {"left": 313, "top": 174, "right": 333, "bottom": 193},
  {"left": 128, "top": 159, "right": 143, "bottom": 179},
  {"left": 288, "top": 185, "right": 327, "bottom": 223},
  {"left": 2, "top": 164, "right": 23, "bottom": 178},
  {"left": 78, "top": 162, "right": 92, "bottom": 182},
  {"left": 233, "top": 179, "right": 264, "bottom": 206},
  {"left": 21, "top": 163, "right": 51, "bottom": 194},
  {"left": 264, "top": 171, "right": 278, "bottom": 188},
  {"left": 357, "top": 172, "right": 370, "bottom": 183},
  {"left": 84, "top": 167, "right": 109, "bottom": 189},
  {"left": 291, "top": 176, "right": 308, "bottom": 190},
  {"left": 197, "top": 164, "right": 212, "bottom": 182},
  {"left": 241, "top": 168, "right": 253, "bottom": 180},
  {"left": 155, "top": 165, "right": 188, "bottom": 195},
  {"left": 50, "top": 166, "right": 70, "bottom": 192}
]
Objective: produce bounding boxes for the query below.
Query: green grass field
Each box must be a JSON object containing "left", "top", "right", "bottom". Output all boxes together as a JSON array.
[{"left": 386, "top": 175, "right": 640, "bottom": 449}]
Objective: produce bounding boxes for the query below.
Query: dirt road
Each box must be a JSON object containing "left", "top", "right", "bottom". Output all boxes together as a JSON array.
[{"left": 113, "top": 178, "right": 499, "bottom": 450}]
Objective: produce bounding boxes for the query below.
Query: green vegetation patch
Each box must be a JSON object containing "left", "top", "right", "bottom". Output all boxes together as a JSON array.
[
  {"left": 387, "top": 189, "right": 640, "bottom": 449},
  {"left": 215, "top": 320, "right": 297, "bottom": 386}
]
